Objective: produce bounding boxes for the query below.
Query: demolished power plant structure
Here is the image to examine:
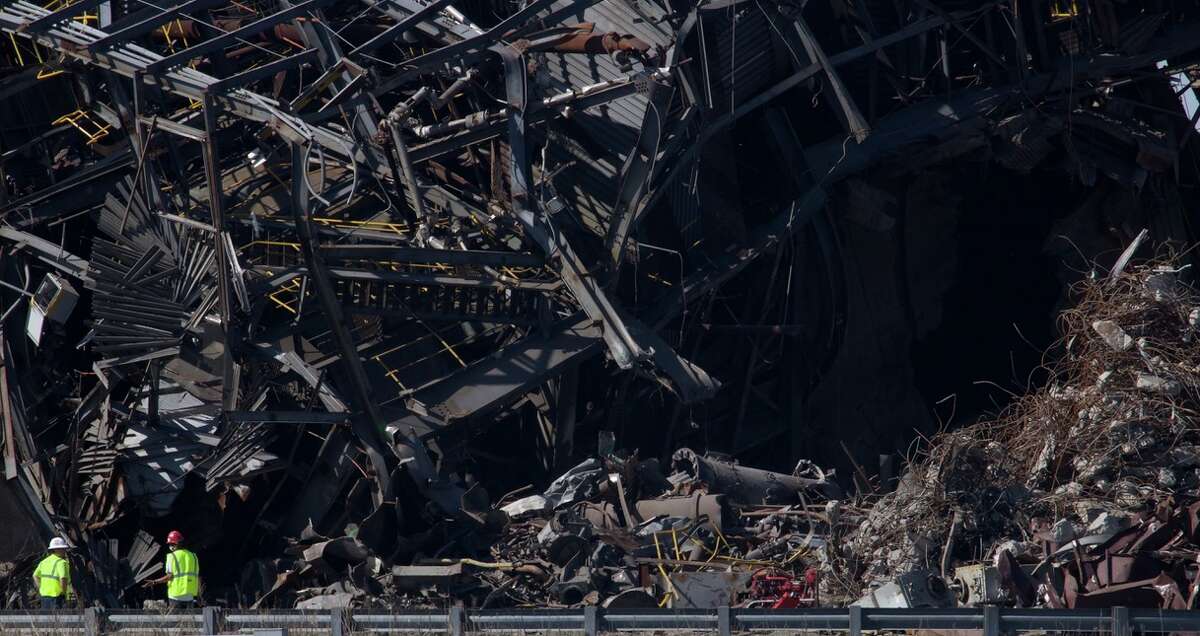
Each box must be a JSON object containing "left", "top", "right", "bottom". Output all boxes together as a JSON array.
[{"left": 3, "top": 0, "right": 1200, "bottom": 613}]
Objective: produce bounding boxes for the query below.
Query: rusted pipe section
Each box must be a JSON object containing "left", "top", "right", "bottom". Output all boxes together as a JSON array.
[{"left": 671, "top": 448, "right": 844, "bottom": 503}]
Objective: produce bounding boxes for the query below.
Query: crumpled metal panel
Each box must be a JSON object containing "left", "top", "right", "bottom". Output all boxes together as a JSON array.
[
  {"left": 534, "top": 0, "right": 673, "bottom": 226},
  {"left": 533, "top": 0, "right": 672, "bottom": 133},
  {"left": 119, "top": 380, "right": 219, "bottom": 516}
]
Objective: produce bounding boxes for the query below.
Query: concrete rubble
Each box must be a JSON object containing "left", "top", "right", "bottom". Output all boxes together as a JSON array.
[{"left": 0, "top": 0, "right": 1198, "bottom": 614}]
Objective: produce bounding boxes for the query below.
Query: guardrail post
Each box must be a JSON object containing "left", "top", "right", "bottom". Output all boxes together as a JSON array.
[
  {"left": 1113, "top": 606, "right": 1131, "bottom": 636},
  {"left": 583, "top": 605, "right": 598, "bottom": 636},
  {"left": 718, "top": 606, "right": 731, "bottom": 636},
  {"left": 448, "top": 605, "right": 464, "bottom": 636},
  {"left": 83, "top": 607, "right": 103, "bottom": 636},
  {"left": 984, "top": 605, "right": 1000, "bottom": 636},
  {"left": 330, "top": 607, "right": 348, "bottom": 636},
  {"left": 848, "top": 604, "right": 863, "bottom": 636},
  {"left": 202, "top": 606, "right": 222, "bottom": 634}
]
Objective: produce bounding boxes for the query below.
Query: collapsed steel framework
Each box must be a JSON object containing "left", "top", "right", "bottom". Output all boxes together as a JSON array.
[{"left": 0, "top": 0, "right": 1199, "bottom": 606}]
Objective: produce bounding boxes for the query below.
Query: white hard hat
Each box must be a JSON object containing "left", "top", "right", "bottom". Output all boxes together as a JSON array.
[{"left": 47, "top": 537, "right": 69, "bottom": 550}]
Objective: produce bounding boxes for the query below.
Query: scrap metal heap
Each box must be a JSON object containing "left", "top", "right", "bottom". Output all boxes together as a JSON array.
[
  {"left": 833, "top": 258, "right": 1200, "bottom": 610},
  {"left": 256, "top": 446, "right": 845, "bottom": 609},
  {"left": 0, "top": 0, "right": 1198, "bottom": 610}
]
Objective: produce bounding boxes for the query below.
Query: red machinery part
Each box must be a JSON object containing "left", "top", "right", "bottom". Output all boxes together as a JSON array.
[{"left": 748, "top": 568, "right": 819, "bottom": 608}]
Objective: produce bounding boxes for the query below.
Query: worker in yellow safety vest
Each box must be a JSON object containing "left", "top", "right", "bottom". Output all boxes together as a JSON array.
[
  {"left": 32, "top": 537, "right": 73, "bottom": 609},
  {"left": 143, "top": 530, "right": 200, "bottom": 607}
]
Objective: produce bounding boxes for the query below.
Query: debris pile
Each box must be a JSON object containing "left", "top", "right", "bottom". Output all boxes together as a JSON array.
[
  {"left": 0, "top": 0, "right": 1199, "bottom": 612},
  {"left": 247, "top": 447, "right": 844, "bottom": 609},
  {"left": 834, "top": 258, "right": 1200, "bottom": 609}
]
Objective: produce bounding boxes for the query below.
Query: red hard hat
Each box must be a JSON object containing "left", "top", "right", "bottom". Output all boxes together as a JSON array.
[{"left": 166, "top": 530, "right": 183, "bottom": 545}]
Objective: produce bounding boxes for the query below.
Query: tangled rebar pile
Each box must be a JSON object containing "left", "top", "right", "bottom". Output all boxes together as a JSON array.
[{"left": 834, "top": 254, "right": 1200, "bottom": 607}]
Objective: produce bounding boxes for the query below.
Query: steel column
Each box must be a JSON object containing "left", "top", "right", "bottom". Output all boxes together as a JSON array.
[
  {"left": 288, "top": 141, "right": 394, "bottom": 507},
  {"left": 492, "top": 43, "right": 648, "bottom": 369},
  {"left": 201, "top": 95, "right": 238, "bottom": 413}
]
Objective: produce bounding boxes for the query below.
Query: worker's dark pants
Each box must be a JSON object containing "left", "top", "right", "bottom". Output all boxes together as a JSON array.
[
  {"left": 169, "top": 599, "right": 194, "bottom": 609},
  {"left": 40, "top": 596, "right": 61, "bottom": 609}
]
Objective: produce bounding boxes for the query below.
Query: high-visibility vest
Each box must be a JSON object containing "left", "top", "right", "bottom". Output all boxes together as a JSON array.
[
  {"left": 33, "top": 554, "right": 69, "bottom": 598},
  {"left": 166, "top": 549, "right": 200, "bottom": 600}
]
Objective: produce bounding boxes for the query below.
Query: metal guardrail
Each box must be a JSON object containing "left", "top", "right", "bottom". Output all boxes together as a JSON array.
[{"left": 0, "top": 606, "right": 1195, "bottom": 634}]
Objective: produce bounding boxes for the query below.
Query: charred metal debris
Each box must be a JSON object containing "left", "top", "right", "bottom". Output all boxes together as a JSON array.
[
  {"left": 0, "top": 0, "right": 1199, "bottom": 612},
  {"left": 836, "top": 259, "right": 1200, "bottom": 611}
]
